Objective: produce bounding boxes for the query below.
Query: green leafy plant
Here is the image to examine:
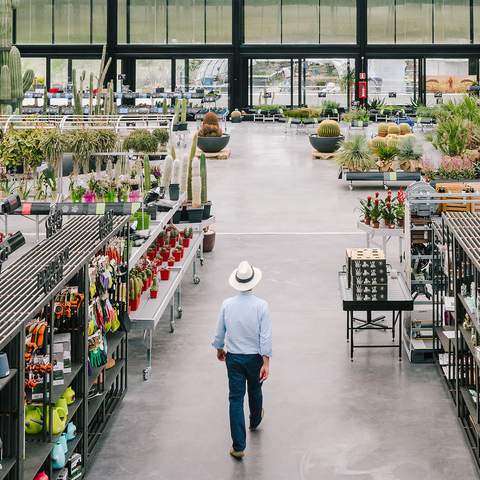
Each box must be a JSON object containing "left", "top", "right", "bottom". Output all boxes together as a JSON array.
[
  {"left": 342, "top": 107, "right": 369, "bottom": 124},
  {"left": 377, "top": 144, "right": 399, "bottom": 162},
  {"left": 433, "top": 117, "right": 468, "bottom": 157},
  {"left": 366, "top": 98, "right": 385, "bottom": 111},
  {"left": 320, "top": 100, "right": 340, "bottom": 115},
  {"left": 335, "top": 135, "right": 376, "bottom": 172},
  {"left": 123, "top": 129, "right": 159, "bottom": 153},
  {"left": 153, "top": 128, "right": 169, "bottom": 146},
  {"left": 360, "top": 195, "right": 373, "bottom": 220},
  {"left": 0, "top": 128, "right": 43, "bottom": 169}
]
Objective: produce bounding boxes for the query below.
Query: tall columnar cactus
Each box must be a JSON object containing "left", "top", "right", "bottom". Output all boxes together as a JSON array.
[
  {"left": 162, "top": 155, "right": 173, "bottom": 188},
  {"left": 172, "top": 158, "right": 180, "bottom": 185},
  {"left": 180, "top": 154, "right": 188, "bottom": 194},
  {"left": 22, "top": 69, "right": 34, "bottom": 93},
  {"left": 187, "top": 133, "right": 198, "bottom": 202},
  {"left": 88, "top": 72, "right": 94, "bottom": 115},
  {"left": 191, "top": 157, "right": 202, "bottom": 209},
  {"left": 181, "top": 97, "right": 187, "bottom": 124},
  {"left": 0, "top": 64, "right": 12, "bottom": 115},
  {"left": 199, "top": 153, "right": 207, "bottom": 204},
  {"left": 173, "top": 99, "right": 181, "bottom": 125},
  {"left": 8, "top": 46, "right": 21, "bottom": 101},
  {"left": 72, "top": 69, "right": 86, "bottom": 116},
  {"left": 162, "top": 98, "right": 168, "bottom": 115},
  {"left": 143, "top": 155, "right": 151, "bottom": 191}
]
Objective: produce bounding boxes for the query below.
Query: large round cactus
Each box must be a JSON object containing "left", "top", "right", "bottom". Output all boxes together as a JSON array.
[
  {"left": 387, "top": 123, "right": 400, "bottom": 135},
  {"left": 377, "top": 123, "right": 389, "bottom": 137},
  {"left": 369, "top": 136, "right": 387, "bottom": 152},
  {"left": 317, "top": 119, "right": 341, "bottom": 137},
  {"left": 399, "top": 123, "right": 411, "bottom": 135}
]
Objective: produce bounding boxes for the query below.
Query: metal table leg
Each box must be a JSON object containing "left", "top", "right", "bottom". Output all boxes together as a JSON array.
[
  {"left": 176, "top": 285, "right": 183, "bottom": 319},
  {"left": 399, "top": 312, "right": 403, "bottom": 360},
  {"left": 143, "top": 328, "right": 153, "bottom": 381},
  {"left": 193, "top": 248, "right": 200, "bottom": 285},
  {"left": 346, "top": 310, "right": 350, "bottom": 342},
  {"left": 350, "top": 310, "right": 354, "bottom": 361},
  {"left": 170, "top": 299, "right": 175, "bottom": 333}
]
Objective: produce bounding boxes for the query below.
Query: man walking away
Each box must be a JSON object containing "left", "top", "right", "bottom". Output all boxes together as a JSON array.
[{"left": 212, "top": 261, "right": 272, "bottom": 460}]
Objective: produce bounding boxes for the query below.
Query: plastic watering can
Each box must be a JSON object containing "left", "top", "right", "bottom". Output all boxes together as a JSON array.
[
  {"left": 25, "top": 406, "right": 43, "bottom": 435},
  {"left": 62, "top": 386, "right": 75, "bottom": 405},
  {"left": 33, "top": 472, "right": 48, "bottom": 480},
  {"left": 58, "top": 433, "right": 68, "bottom": 454},
  {"left": 66, "top": 422, "right": 76, "bottom": 441},
  {"left": 55, "top": 397, "right": 69, "bottom": 419},
  {"left": 46, "top": 406, "right": 67, "bottom": 435},
  {"left": 51, "top": 440, "right": 66, "bottom": 470}
]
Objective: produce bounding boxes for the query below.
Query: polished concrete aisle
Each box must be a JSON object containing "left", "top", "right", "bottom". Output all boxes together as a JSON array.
[{"left": 89, "top": 124, "right": 477, "bottom": 480}]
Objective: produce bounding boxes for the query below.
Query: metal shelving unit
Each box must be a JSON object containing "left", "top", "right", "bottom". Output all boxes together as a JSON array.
[{"left": 0, "top": 214, "right": 130, "bottom": 480}]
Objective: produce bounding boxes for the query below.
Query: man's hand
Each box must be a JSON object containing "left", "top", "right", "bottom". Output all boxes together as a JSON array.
[
  {"left": 259, "top": 356, "right": 270, "bottom": 382},
  {"left": 217, "top": 349, "right": 226, "bottom": 362}
]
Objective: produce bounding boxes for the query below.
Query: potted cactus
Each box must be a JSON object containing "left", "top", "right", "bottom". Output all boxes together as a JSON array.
[
  {"left": 150, "top": 276, "right": 159, "bottom": 299},
  {"left": 309, "top": 120, "right": 343, "bottom": 153},
  {"left": 230, "top": 109, "right": 243, "bottom": 123},
  {"left": 182, "top": 227, "right": 193, "bottom": 248},
  {"left": 170, "top": 157, "right": 181, "bottom": 201},
  {"left": 160, "top": 267, "right": 171, "bottom": 281},
  {"left": 197, "top": 112, "right": 230, "bottom": 154},
  {"left": 187, "top": 157, "right": 204, "bottom": 223}
]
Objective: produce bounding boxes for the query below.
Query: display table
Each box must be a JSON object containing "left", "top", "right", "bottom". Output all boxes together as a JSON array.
[
  {"left": 338, "top": 271, "right": 413, "bottom": 360},
  {"left": 357, "top": 221, "right": 405, "bottom": 263}
]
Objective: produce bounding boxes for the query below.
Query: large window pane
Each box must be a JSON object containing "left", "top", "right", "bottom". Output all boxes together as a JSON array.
[
  {"left": 434, "top": 0, "right": 470, "bottom": 43},
  {"left": 426, "top": 58, "right": 474, "bottom": 105},
  {"left": 206, "top": 0, "right": 232, "bottom": 43},
  {"left": 136, "top": 60, "right": 172, "bottom": 92},
  {"left": 92, "top": 0, "right": 107, "bottom": 43},
  {"left": 168, "top": 0, "right": 205, "bottom": 44},
  {"left": 189, "top": 59, "right": 229, "bottom": 107},
  {"left": 55, "top": 0, "right": 90, "bottom": 43},
  {"left": 250, "top": 59, "right": 291, "bottom": 106},
  {"left": 72, "top": 59, "right": 102, "bottom": 84},
  {"left": 118, "top": 0, "right": 127, "bottom": 43},
  {"left": 130, "top": 0, "right": 167, "bottom": 44},
  {"left": 245, "top": 0, "right": 281, "bottom": 44},
  {"left": 476, "top": 0, "right": 480, "bottom": 43},
  {"left": 396, "top": 0, "right": 432, "bottom": 43},
  {"left": 282, "top": 0, "right": 319, "bottom": 43},
  {"left": 22, "top": 58, "right": 46, "bottom": 88},
  {"left": 368, "top": 0, "right": 395, "bottom": 44},
  {"left": 50, "top": 59, "right": 68, "bottom": 91},
  {"left": 16, "top": 0, "right": 52, "bottom": 44},
  {"left": 303, "top": 59, "right": 352, "bottom": 108},
  {"left": 368, "top": 59, "right": 416, "bottom": 104},
  {"left": 320, "top": 0, "right": 356, "bottom": 43}
]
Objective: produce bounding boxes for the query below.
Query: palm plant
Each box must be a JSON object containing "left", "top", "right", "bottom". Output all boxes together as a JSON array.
[
  {"left": 335, "top": 135, "right": 376, "bottom": 172},
  {"left": 433, "top": 116, "right": 468, "bottom": 157}
]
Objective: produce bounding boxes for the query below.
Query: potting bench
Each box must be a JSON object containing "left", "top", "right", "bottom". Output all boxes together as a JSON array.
[
  {"left": 357, "top": 221, "right": 405, "bottom": 263},
  {"left": 338, "top": 270, "right": 413, "bottom": 360}
]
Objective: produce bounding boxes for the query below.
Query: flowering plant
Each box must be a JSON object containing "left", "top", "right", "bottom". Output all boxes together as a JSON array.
[
  {"left": 382, "top": 201, "right": 396, "bottom": 225},
  {"left": 360, "top": 195, "right": 372, "bottom": 220},
  {"left": 370, "top": 198, "right": 382, "bottom": 223}
]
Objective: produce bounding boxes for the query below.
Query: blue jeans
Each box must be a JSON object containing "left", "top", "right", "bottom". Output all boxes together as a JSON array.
[{"left": 226, "top": 353, "right": 263, "bottom": 452}]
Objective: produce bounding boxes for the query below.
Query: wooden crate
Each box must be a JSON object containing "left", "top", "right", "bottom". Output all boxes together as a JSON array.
[
  {"left": 435, "top": 182, "right": 471, "bottom": 213},
  {"left": 196, "top": 148, "right": 231, "bottom": 160},
  {"left": 312, "top": 150, "right": 335, "bottom": 160}
]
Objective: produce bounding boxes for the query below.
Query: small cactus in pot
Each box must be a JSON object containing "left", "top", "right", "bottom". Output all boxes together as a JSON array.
[
  {"left": 309, "top": 120, "right": 343, "bottom": 153},
  {"left": 230, "top": 109, "right": 243, "bottom": 123},
  {"left": 150, "top": 276, "right": 159, "bottom": 299}
]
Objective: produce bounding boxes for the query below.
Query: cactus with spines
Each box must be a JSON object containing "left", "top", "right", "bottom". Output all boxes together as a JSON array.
[
  {"left": 8, "top": 46, "right": 21, "bottom": 100},
  {"left": 162, "top": 98, "right": 168, "bottom": 115},
  {"left": 173, "top": 99, "right": 181, "bottom": 125},
  {"left": 187, "top": 132, "right": 198, "bottom": 202},
  {"left": 369, "top": 136, "right": 387, "bottom": 153},
  {"left": 180, "top": 154, "right": 188, "bottom": 194},
  {"left": 377, "top": 123, "right": 389, "bottom": 137},
  {"left": 181, "top": 97, "right": 187, "bottom": 124},
  {"left": 172, "top": 158, "right": 180, "bottom": 185},
  {"left": 143, "top": 155, "right": 151, "bottom": 191},
  {"left": 191, "top": 157, "right": 202, "bottom": 209},
  {"left": 387, "top": 123, "right": 400, "bottom": 135},
  {"left": 42, "top": 88, "right": 48, "bottom": 113},
  {"left": 72, "top": 69, "right": 86, "bottom": 116},
  {"left": 200, "top": 153, "right": 207, "bottom": 204},
  {"left": 162, "top": 155, "right": 173, "bottom": 188},
  {"left": 88, "top": 72, "right": 94, "bottom": 115},
  {"left": 22, "top": 69, "right": 34, "bottom": 93},
  {"left": 399, "top": 123, "right": 411, "bottom": 135},
  {"left": 317, "top": 120, "right": 340, "bottom": 137},
  {"left": 0, "top": 64, "right": 12, "bottom": 114}
]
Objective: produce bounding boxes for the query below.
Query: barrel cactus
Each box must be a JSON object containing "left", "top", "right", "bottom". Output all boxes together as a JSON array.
[
  {"left": 399, "top": 123, "right": 411, "bottom": 135},
  {"left": 386, "top": 136, "right": 399, "bottom": 148},
  {"left": 377, "top": 123, "right": 389, "bottom": 137},
  {"left": 387, "top": 123, "right": 400, "bottom": 135},
  {"left": 369, "top": 136, "right": 387, "bottom": 152},
  {"left": 317, "top": 120, "right": 341, "bottom": 137}
]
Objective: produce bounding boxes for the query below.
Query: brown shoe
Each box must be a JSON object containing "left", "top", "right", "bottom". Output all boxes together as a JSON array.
[{"left": 229, "top": 449, "right": 245, "bottom": 460}]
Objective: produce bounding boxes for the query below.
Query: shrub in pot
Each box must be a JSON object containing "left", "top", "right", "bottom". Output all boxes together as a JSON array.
[
  {"left": 309, "top": 120, "right": 343, "bottom": 153},
  {"left": 198, "top": 112, "right": 230, "bottom": 154},
  {"left": 152, "top": 128, "right": 169, "bottom": 148},
  {"left": 123, "top": 129, "right": 158, "bottom": 153},
  {"left": 335, "top": 135, "right": 376, "bottom": 172},
  {"left": 375, "top": 144, "right": 399, "bottom": 172}
]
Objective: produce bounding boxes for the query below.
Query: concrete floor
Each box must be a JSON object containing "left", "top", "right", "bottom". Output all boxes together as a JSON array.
[{"left": 86, "top": 123, "right": 477, "bottom": 479}]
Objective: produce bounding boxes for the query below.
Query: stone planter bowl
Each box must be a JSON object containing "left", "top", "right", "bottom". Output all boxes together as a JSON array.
[
  {"left": 309, "top": 134, "right": 344, "bottom": 154},
  {"left": 198, "top": 134, "right": 230, "bottom": 154}
]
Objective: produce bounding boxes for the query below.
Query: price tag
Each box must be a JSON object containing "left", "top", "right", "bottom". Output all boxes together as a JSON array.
[
  {"left": 387, "top": 172, "right": 397, "bottom": 181},
  {"left": 318, "top": 92, "right": 327, "bottom": 98},
  {"left": 388, "top": 92, "right": 397, "bottom": 98}
]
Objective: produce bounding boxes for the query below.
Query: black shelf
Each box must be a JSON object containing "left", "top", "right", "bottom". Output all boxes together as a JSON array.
[
  {"left": 105, "top": 359, "right": 125, "bottom": 391},
  {"left": 0, "top": 459, "right": 16, "bottom": 480},
  {"left": 88, "top": 394, "right": 104, "bottom": 425},
  {"left": 434, "top": 326, "right": 454, "bottom": 352},
  {"left": 460, "top": 387, "right": 480, "bottom": 426},
  {"left": 24, "top": 440, "right": 54, "bottom": 480},
  {"left": 0, "top": 369, "right": 17, "bottom": 393},
  {"left": 107, "top": 331, "right": 125, "bottom": 353},
  {"left": 51, "top": 434, "right": 83, "bottom": 480},
  {"left": 52, "top": 363, "right": 83, "bottom": 404}
]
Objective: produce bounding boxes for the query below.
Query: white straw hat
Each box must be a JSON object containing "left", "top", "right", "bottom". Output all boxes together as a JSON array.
[{"left": 229, "top": 261, "right": 262, "bottom": 292}]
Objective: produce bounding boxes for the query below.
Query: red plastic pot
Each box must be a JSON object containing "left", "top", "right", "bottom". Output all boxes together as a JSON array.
[
  {"left": 157, "top": 238, "right": 165, "bottom": 247},
  {"left": 161, "top": 251, "right": 170, "bottom": 262},
  {"left": 183, "top": 238, "right": 190, "bottom": 248},
  {"left": 160, "top": 269, "right": 171, "bottom": 281},
  {"left": 147, "top": 250, "right": 156, "bottom": 261},
  {"left": 173, "top": 250, "right": 181, "bottom": 262},
  {"left": 169, "top": 238, "right": 177, "bottom": 248},
  {"left": 168, "top": 259, "right": 175, "bottom": 267},
  {"left": 150, "top": 290, "right": 158, "bottom": 299}
]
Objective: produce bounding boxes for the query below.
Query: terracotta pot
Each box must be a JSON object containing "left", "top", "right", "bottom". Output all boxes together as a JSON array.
[
  {"left": 364, "top": 217, "right": 371, "bottom": 226},
  {"left": 160, "top": 269, "right": 171, "bottom": 281},
  {"left": 397, "top": 219, "right": 405, "bottom": 228},
  {"left": 372, "top": 221, "right": 380, "bottom": 229},
  {"left": 388, "top": 223, "right": 395, "bottom": 229},
  {"left": 203, "top": 231, "right": 216, "bottom": 253},
  {"left": 150, "top": 290, "right": 158, "bottom": 299}
]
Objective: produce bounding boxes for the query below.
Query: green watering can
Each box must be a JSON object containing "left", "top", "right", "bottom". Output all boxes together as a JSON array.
[
  {"left": 62, "top": 386, "right": 75, "bottom": 405},
  {"left": 45, "top": 406, "right": 67, "bottom": 435},
  {"left": 25, "top": 406, "right": 43, "bottom": 435},
  {"left": 55, "top": 397, "right": 69, "bottom": 420}
]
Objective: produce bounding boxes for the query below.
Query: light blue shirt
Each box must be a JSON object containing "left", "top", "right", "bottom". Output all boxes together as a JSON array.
[{"left": 212, "top": 291, "right": 272, "bottom": 357}]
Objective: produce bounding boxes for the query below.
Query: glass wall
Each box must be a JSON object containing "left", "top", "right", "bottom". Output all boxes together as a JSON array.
[
  {"left": 425, "top": 58, "right": 474, "bottom": 105},
  {"left": 249, "top": 59, "right": 292, "bottom": 106},
  {"left": 189, "top": 58, "right": 229, "bottom": 107},
  {"left": 245, "top": 0, "right": 356, "bottom": 43},
  {"left": 368, "top": 59, "right": 416, "bottom": 104},
  {"left": 434, "top": 0, "right": 470, "bottom": 44},
  {"left": 22, "top": 58, "right": 46, "bottom": 88},
  {"left": 119, "top": 0, "right": 231, "bottom": 44},
  {"left": 16, "top": 0, "right": 52, "bottom": 44},
  {"left": 50, "top": 59, "right": 69, "bottom": 91},
  {"left": 397, "top": 0, "right": 432, "bottom": 44},
  {"left": 303, "top": 59, "right": 353, "bottom": 108},
  {"left": 136, "top": 60, "right": 172, "bottom": 92}
]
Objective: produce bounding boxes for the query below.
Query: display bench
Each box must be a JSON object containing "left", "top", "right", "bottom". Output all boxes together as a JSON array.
[
  {"left": 357, "top": 221, "right": 404, "bottom": 263},
  {"left": 339, "top": 170, "right": 421, "bottom": 190},
  {"left": 0, "top": 213, "right": 130, "bottom": 480}
]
